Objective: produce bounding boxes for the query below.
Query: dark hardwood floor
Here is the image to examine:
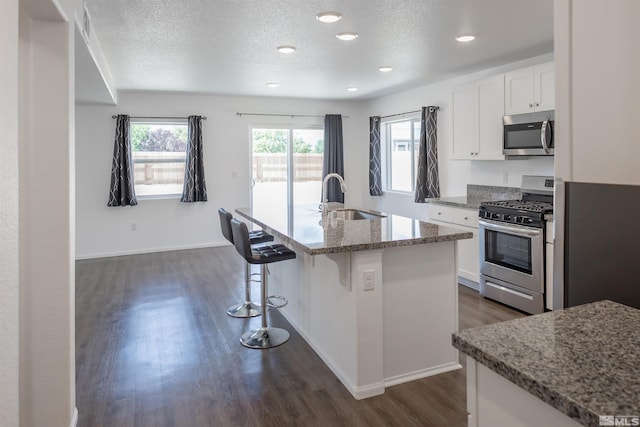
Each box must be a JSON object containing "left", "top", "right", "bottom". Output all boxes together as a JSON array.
[{"left": 76, "top": 246, "right": 524, "bottom": 427}]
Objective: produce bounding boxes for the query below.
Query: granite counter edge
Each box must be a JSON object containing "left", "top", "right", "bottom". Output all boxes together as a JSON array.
[
  {"left": 451, "top": 333, "right": 598, "bottom": 427},
  {"left": 235, "top": 208, "right": 473, "bottom": 256}
]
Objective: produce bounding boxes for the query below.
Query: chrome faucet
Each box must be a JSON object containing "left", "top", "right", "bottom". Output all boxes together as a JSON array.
[{"left": 321, "top": 173, "right": 347, "bottom": 212}]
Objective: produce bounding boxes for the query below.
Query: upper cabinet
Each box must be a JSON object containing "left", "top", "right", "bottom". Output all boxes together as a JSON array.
[
  {"left": 452, "top": 74, "right": 505, "bottom": 160},
  {"left": 504, "top": 62, "right": 555, "bottom": 115}
]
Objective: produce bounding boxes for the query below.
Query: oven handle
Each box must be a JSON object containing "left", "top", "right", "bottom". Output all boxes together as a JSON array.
[{"left": 479, "top": 219, "right": 543, "bottom": 237}]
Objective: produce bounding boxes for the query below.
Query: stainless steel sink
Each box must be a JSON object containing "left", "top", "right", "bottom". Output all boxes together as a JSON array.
[{"left": 331, "top": 209, "right": 386, "bottom": 220}]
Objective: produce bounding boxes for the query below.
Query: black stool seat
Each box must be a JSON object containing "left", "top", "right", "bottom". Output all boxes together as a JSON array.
[
  {"left": 247, "top": 244, "right": 297, "bottom": 264},
  {"left": 230, "top": 218, "right": 296, "bottom": 349},
  {"left": 231, "top": 219, "right": 296, "bottom": 266},
  {"left": 218, "top": 208, "right": 274, "bottom": 318},
  {"left": 248, "top": 229, "right": 274, "bottom": 245}
]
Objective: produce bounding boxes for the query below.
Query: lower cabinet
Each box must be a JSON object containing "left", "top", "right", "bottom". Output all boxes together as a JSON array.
[
  {"left": 466, "top": 357, "right": 583, "bottom": 427},
  {"left": 428, "top": 203, "right": 479, "bottom": 286}
]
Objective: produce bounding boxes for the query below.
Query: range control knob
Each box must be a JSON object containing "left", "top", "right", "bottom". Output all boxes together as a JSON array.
[
  {"left": 491, "top": 212, "right": 500, "bottom": 220},
  {"left": 503, "top": 214, "right": 512, "bottom": 221}
]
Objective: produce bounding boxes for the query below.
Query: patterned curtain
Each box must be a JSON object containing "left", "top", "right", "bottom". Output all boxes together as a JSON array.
[
  {"left": 181, "top": 115, "right": 208, "bottom": 202},
  {"left": 414, "top": 106, "right": 440, "bottom": 202},
  {"left": 107, "top": 114, "right": 138, "bottom": 207},
  {"left": 322, "top": 114, "right": 345, "bottom": 203},
  {"left": 369, "top": 116, "right": 382, "bottom": 196}
]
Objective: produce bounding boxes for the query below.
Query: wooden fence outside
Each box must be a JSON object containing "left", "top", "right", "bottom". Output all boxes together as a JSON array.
[
  {"left": 253, "top": 153, "right": 323, "bottom": 182},
  {"left": 132, "top": 152, "right": 323, "bottom": 185}
]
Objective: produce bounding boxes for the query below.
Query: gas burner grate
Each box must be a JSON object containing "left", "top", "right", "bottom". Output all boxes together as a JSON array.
[{"left": 481, "top": 199, "right": 553, "bottom": 214}]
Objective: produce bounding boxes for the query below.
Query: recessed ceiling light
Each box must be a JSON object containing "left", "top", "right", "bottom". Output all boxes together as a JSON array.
[
  {"left": 378, "top": 66, "right": 394, "bottom": 72},
  {"left": 266, "top": 82, "right": 279, "bottom": 88},
  {"left": 277, "top": 45, "right": 296, "bottom": 54},
  {"left": 346, "top": 87, "right": 358, "bottom": 92},
  {"left": 316, "top": 12, "right": 342, "bottom": 23},
  {"left": 336, "top": 32, "right": 359, "bottom": 41},
  {"left": 455, "top": 35, "right": 476, "bottom": 43}
]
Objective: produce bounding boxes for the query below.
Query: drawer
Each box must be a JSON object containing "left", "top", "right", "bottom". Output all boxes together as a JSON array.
[
  {"left": 453, "top": 208, "right": 479, "bottom": 228},
  {"left": 428, "top": 203, "right": 453, "bottom": 223}
]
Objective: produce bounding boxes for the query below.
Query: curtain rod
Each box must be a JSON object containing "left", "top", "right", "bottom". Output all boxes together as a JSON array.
[
  {"left": 376, "top": 106, "right": 439, "bottom": 120},
  {"left": 236, "top": 112, "right": 350, "bottom": 118},
  {"left": 111, "top": 115, "right": 207, "bottom": 120}
]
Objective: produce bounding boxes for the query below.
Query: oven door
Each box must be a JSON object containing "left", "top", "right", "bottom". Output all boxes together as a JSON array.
[{"left": 479, "top": 219, "right": 544, "bottom": 293}]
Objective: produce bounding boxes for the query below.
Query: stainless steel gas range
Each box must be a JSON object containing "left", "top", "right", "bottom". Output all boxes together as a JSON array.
[{"left": 478, "top": 176, "right": 554, "bottom": 314}]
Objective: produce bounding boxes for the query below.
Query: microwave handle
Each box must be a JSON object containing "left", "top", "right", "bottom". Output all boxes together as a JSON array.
[{"left": 541, "top": 118, "right": 551, "bottom": 153}]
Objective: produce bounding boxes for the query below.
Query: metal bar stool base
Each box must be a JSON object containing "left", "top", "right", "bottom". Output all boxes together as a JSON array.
[
  {"left": 226, "top": 301, "right": 261, "bottom": 318},
  {"left": 240, "top": 327, "right": 289, "bottom": 349}
]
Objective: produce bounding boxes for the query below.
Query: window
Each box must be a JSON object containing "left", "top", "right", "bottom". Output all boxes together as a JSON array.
[
  {"left": 130, "top": 121, "right": 188, "bottom": 198},
  {"left": 251, "top": 127, "right": 324, "bottom": 222},
  {"left": 384, "top": 117, "right": 421, "bottom": 193}
]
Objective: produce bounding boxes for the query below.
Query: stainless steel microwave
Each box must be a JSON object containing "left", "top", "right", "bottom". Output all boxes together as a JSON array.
[{"left": 503, "top": 110, "right": 554, "bottom": 157}]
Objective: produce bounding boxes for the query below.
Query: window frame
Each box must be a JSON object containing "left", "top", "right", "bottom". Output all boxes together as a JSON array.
[
  {"left": 129, "top": 119, "right": 189, "bottom": 200},
  {"left": 382, "top": 114, "right": 422, "bottom": 194}
]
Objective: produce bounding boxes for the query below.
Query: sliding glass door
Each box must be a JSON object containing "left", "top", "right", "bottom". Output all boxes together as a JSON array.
[{"left": 251, "top": 127, "right": 324, "bottom": 223}]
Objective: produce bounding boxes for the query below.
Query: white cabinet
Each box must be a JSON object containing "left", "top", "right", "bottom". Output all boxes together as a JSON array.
[
  {"left": 505, "top": 62, "right": 555, "bottom": 115},
  {"left": 428, "top": 203, "right": 479, "bottom": 285},
  {"left": 451, "top": 75, "right": 505, "bottom": 160}
]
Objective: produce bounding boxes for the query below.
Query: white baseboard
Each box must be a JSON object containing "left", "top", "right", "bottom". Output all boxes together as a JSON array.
[
  {"left": 458, "top": 277, "right": 479, "bottom": 291},
  {"left": 70, "top": 407, "right": 78, "bottom": 427},
  {"left": 75, "top": 241, "right": 230, "bottom": 260},
  {"left": 384, "top": 361, "right": 463, "bottom": 388}
]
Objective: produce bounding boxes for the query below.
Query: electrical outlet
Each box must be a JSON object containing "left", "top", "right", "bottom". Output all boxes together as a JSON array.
[
  {"left": 363, "top": 269, "right": 375, "bottom": 291},
  {"left": 231, "top": 170, "right": 238, "bottom": 179},
  {"left": 130, "top": 222, "right": 137, "bottom": 231},
  {"left": 502, "top": 171, "right": 509, "bottom": 184}
]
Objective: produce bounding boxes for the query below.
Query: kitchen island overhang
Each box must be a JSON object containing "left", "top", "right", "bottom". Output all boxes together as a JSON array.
[{"left": 236, "top": 205, "right": 472, "bottom": 399}]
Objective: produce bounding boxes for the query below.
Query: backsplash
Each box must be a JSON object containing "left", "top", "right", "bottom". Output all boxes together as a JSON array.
[{"left": 467, "top": 184, "right": 521, "bottom": 204}]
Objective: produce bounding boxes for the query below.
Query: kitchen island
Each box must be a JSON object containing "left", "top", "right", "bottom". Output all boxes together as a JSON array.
[
  {"left": 453, "top": 300, "right": 640, "bottom": 427},
  {"left": 235, "top": 205, "right": 472, "bottom": 399}
]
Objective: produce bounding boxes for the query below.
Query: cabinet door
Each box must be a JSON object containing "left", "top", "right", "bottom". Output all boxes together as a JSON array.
[
  {"left": 456, "top": 224, "right": 479, "bottom": 284},
  {"left": 451, "top": 82, "right": 478, "bottom": 159},
  {"left": 504, "top": 67, "right": 535, "bottom": 115},
  {"left": 535, "top": 62, "right": 555, "bottom": 112},
  {"left": 476, "top": 75, "right": 505, "bottom": 160}
]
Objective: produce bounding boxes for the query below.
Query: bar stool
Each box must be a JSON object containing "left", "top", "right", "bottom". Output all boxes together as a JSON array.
[
  {"left": 230, "top": 218, "right": 296, "bottom": 349},
  {"left": 218, "top": 208, "right": 274, "bottom": 318}
]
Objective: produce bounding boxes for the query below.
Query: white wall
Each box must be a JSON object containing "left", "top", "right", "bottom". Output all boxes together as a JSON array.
[
  {"left": 19, "top": 6, "right": 77, "bottom": 427},
  {"left": 361, "top": 55, "right": 555, "bottom": 220},
  {"left": 76, "top": 92, "right": 366, "bottom": 258},
  {"left": 0, "top": 1, "right": 20, "bottom": 425}
]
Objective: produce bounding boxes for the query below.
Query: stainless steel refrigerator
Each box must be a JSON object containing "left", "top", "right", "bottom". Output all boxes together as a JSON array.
[{"left": 555, "top": 181, "right": 640, "bottom": 310}]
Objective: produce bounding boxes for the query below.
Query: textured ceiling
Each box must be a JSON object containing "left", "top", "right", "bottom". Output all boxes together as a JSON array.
[{"left": 82, "top": 0, "right": 554, "bottom": 100}]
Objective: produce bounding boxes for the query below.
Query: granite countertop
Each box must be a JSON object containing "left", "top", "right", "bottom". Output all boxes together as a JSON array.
[
  {"left": 428, "top": 195, "right": 483, "bottom": 210},
  {"left": 235, "top": 204, "right": 472, "bottom": 255},
  {"left": 452, "top": 300, "right": 640, "bottom": 427}
]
